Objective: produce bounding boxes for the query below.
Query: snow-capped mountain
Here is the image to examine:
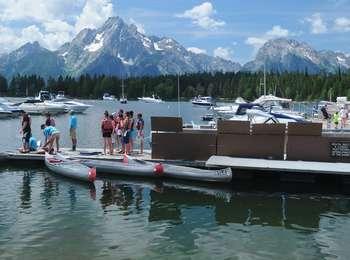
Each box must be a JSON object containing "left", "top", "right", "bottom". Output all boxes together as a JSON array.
[
  {"left": 57, "top": 17, "right": 241, "bottom": 77},
  {"left": 242, "top": 38, "right": 350, "bottom": 73},
  {"left": 0, "top": 17, "right": 240, "bottom": 79},
  {"left": 0, "top": 42, "right": 64, "bottom": 79}
]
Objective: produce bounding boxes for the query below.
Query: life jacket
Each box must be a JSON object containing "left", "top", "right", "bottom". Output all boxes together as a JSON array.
[{"left": 102, "top": 118, "right": 114, "bottom": 133}]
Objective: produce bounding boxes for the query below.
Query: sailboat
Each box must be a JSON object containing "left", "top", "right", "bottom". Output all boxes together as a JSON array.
[{"left": 119, "top": 79, "right": 127, "bottom": 104}]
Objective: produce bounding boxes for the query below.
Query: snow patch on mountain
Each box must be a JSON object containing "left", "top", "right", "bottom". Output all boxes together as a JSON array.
[
  {"left": 84, "top": 33, "right": 104, "bottom": 52},
  {"left": 117, "top": 53, "right": 134, "bottom": 65}
]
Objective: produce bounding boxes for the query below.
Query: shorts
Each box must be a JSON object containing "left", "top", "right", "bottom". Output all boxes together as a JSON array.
[
  {"left": 137, "top": 130, "right": 144, "bottom": 138},
  {"left": 70, "top": 128, "right": 77, "bottom": 139},
  {"left": 22, "top": 132, "right": 31, "bottom": 143},
  {"left": 103, "top": 131, "right": 112, "bottom": 138},
  {"left": 130, "top": 129, "right": 137, "bottom": 140},
  {"left": 123, "top": 131, "right": 130, "bottom": 144}
]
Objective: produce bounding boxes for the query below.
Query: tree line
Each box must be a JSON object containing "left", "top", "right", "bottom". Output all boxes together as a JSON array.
[{"left": 1, "top": 70, "right": 350, "bottom": 101}]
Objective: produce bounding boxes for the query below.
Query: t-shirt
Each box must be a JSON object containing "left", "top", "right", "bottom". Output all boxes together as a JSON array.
[
  {"left": 29, "top": 137, "right": 38, "bottom": 151},
  {"left": 43, "top": 126, "right": 59, "bottom": 138},
  {"left": 70, "top": 115, "right": 77, "bottom": 129}
]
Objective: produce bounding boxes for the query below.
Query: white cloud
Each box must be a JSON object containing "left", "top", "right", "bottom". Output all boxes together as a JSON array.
[
  {"left": 334, "top": 17, "right": 350, "bottom": 32},
  {"left": 213, "top": 47, "right": 233, "bottom": 61},
  {"left": 0, "top": 0, "right": 116, "bottom": 53},
  {"left": 129, "top": 18, "right": 146, "bottom": 34},
  {"left": 245, "top": 25, "right": 291, "bottom": 51},
  {"left": 305, "top": 13, "right": 327, "bottom": 34},
  {"left": 75, "top": 0, "right": 114, "bottom": 33},
  {"left": 187, "top": 47, "right": 207, "bottom": 54},
  {"left": 177, "top": 2, "right": 225, "bottom": 29},
  {"left": 0, "top": 0, "right": 82, "bottom": 22}
]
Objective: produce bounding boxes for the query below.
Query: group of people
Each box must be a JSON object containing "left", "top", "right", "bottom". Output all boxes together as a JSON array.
[
  {"left": 321, "top": 104, "right": 348, "bottom": 129},
  {"left": 19, "top": 111, "right": 77, "bottom": 154},
  {"left": 101, "top": 109, "right": 144, "bottom": 155},
  {"left": 19, "top": 108, "right": 145, "bottom": 155}
]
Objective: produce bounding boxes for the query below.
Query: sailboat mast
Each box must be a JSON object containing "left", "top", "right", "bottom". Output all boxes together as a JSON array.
[
  {"left": 263, "top": 63, "right": 266, "bottom": 96},
  {"left": 177, "top": 74, "right": 180, "bottom": 117},
  {"left": 122, "top": 78, "right": 124, "bottom": 98}
]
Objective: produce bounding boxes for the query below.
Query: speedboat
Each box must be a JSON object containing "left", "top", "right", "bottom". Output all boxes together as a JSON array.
[
  {"left": 229, "top": 103, "right": 306, "bottom": 123},
  {"left": 51, "top": 92, "right": 91, "bottom": 113},
  {"left": 0, "top": 98, "right": 24, "bottom": 116},
  {"left": 17, "top": 99, "right": 68, "bottom": 115},
  {"left": 191, "top": 96, "right": 215, "bottom": 106},
  {"left": 53, "top": 99, "right": 91, "bottom": 113},
  {"left": 0, "top": 106, "right": 13, "bottom": 118},
  {"left": 103, "top": 93, "right": 115, "bottom": 101},
  {"left": 138, "top": 94, "right": 163, "bottom": 103}
]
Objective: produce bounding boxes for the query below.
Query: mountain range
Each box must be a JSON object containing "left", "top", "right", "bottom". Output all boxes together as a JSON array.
[{"left": 0, "top": 17, "right": 349, "bottom": 79}]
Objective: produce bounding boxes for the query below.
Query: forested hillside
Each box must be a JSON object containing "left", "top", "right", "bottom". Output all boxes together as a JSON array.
[{"left": 1, "top": 70, "right": 350, "bottom": 101}]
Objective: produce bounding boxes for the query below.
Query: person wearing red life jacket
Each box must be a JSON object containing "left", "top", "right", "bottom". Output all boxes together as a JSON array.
[{"left": 101, "top": 110, "right": 114, "bottom": 155}]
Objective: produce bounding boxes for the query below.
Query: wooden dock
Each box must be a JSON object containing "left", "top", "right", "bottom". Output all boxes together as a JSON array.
[
  {"left": 206, "top": 155, "right": 350, "bottom": 176},
  {"left": 0, "top": 148, "right": 206, "bottom": 167}
]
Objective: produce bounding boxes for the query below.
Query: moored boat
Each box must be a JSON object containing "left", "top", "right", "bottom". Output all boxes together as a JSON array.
[
  {"left": 191, "top": 96, "right": 215, "bottom": 106},
  {"left": 45, "top": 153, "right": 96, "bottom": 183},
  {"left": 103, "top": 93, "right": 115, "bottom": 100},
  {"left": 138, "top": 94, "right": 163, "bottom": 103}
]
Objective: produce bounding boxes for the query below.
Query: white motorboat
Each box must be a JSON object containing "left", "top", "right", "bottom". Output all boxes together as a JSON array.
[
  {"left": 0, "top": 98, "right": 24, "bottom": 116},
  {"left": 54, "top": 99, "right": 91, "bottom": 113},
  {"left": 0, "top": 106, "right": 13, "bottom": 118},
  {"left": 51, "top": 92, "right": 91, "bottom": 113},
  {"left": 103, "top": 93, "right": 115, "bottom": 101},
  {"left": 228, "top": 103, "right": 306, "bottom": 124},
  {"left": 17, "top": 99, "right": 68, "bottom": 115},
  {"left": 138, "top": 94, "right": 163, "bottom": 103},
  {"left": 191, "top": 96, "right": 215, "bottom": 106}
]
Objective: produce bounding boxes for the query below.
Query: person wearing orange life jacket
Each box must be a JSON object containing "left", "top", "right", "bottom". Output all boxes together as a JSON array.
[{"left": 101, "top": 110, "right": 114, "bottom": 155}]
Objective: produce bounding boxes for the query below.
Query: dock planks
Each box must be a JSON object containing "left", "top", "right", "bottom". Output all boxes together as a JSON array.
[{"left": 206, "top": 155, "right": 350, "bottom": 176}]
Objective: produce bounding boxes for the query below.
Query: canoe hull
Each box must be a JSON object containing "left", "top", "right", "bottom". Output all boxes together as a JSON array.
[
  {"left": 45, "top": 153, "right": 96, "bottom": 183},
  {"left": 81, "top": 159, "right": 159, "bottom": 178},
  {"left": 81, "top": 158, "right": 232, "bottom": 183}
]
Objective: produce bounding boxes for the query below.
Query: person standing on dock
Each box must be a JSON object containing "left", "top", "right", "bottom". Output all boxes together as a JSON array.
[
  {"left": 45, "top": 113, "right": 55, "bottom": 126},
  {"left": 321, "top": 104, "right": 330, "bottom": 128},
  {"left": 19, "top": 112, "right": 31, "bottom": 153},
  {"left": 69, "top": 111, "right": 78, "bottom": 151},
  {"left": 136, "top": 113, "right": 144, "bottom": 154},
  {"left": 340, "top": 106, "right": 348, "bottom": 129},
  {"left": 101, "top": 110, "right": 113, "bottom": 155},
  {"left": 129, "top": 111, "right": 136, "bottom": 153},
  {"left": 332, "top": 111, "right": 340, "bottom": 129}
]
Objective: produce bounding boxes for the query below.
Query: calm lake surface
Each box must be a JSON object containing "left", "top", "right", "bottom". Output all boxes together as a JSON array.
[{"left": 1, "top": 100, "right": 350, "bottom": 259}]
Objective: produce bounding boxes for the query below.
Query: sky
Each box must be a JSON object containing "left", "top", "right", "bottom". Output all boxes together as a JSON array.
[{"left": 0, "top": 0, "right": 350, "bottom": 64}]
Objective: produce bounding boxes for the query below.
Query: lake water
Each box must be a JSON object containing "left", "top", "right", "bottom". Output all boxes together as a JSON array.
[
  {"left": 0, "top": 100, "right": 210, "bottom": 151},
  {"left": 1, "top": 100, "right": 350, "bottom": 259}
]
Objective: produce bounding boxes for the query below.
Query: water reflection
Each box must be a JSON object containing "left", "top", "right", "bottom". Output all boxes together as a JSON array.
[{"left": 20, "top": 172, "right": 32, "bottom": 210}]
